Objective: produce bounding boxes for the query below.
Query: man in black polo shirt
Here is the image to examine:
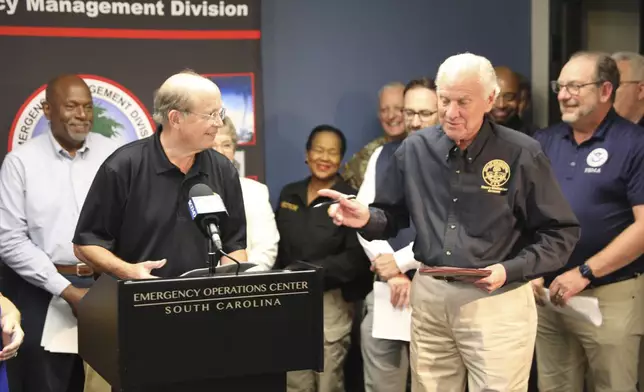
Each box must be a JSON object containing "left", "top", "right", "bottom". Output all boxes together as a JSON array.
[
  {"left": 533, "top": 51, "right": 644, "bottom": 392},
  {"left": 72, "top": 70, "right": 247, "bottom": 279},
  {"left": 319, "top": 52, "right": 580, "bottom": 392},
  {"left": 72, "top": 71, "right": 247, "bottom": 392}
]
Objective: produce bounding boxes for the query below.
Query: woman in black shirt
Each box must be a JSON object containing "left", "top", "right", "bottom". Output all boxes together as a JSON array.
[{"left": 274, "top": 125, "right": 371, "bottom": 392}]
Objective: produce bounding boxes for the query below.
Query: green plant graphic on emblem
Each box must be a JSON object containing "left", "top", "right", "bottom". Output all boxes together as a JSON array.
[{"left": 92, "top": 104, "right": 122, "bottom": 138}]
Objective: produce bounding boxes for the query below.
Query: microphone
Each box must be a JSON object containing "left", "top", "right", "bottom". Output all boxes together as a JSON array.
[
  {"left": 188, "top": 183, "right": 227, "bottom": 251},
  {"left": 187, "top": 183, "right": 242, "bottom": 275}
]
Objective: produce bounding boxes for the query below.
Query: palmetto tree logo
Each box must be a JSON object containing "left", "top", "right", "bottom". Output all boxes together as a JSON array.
[{"left": 92, "top": 104, "right": 123, "bottom": 139}]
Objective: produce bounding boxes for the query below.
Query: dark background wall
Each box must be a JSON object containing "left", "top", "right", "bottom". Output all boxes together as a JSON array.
[{"left": 261, "top": 0, "right": 532, "bottom": 204}]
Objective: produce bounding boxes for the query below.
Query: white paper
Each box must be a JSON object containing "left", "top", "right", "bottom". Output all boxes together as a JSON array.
[
  {"left": 357, "top": 234, "right": 392, "bottom": 261},
  {"left": 40, "top": 296, "right": 78, "bottom": 354},
  {"left": 542, "top": 289, "right": 603, "bottom": 327},
  {"left": 46, "top": 326, "right": 79, "bottom": 354},
  {"left": 361, "top": 243, "right": 379, "bottom": 261},
  {"left": 372, "top": 281, "right": 412, "bottom": 342}
]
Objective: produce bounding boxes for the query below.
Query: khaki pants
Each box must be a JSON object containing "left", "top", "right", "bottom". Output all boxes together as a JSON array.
[
  {"left": 83, "top": 362, "right": 112, "bottom": 392},
  {"left": 410, "top": 275, "right": 537, "bottom": 392},
  {"left": 640, "top": 342, "right": 644, "bottom": 391},
  {"left": 287, "top": 289, "right": 353, "bottom": 392},
  {"left": 536, "top": 275, "right": 644, "bottom": 392},
  {"left": 360, "top": 291, "right": 409, "bottom": 392}
]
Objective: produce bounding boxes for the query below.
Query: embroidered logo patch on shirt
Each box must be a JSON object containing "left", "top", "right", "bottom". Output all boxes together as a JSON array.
[
  {"left": 585, "top": 148, "right": 608, "bottom": 173},
  {"left": 280, "top": 201, "right": 299, "bottom": 212},
  {"left": 481, "top": 159, "right": 511, "bottom": 194}
]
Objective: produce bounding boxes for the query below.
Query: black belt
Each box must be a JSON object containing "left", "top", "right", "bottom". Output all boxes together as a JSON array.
[{"left": 588, "top": 272, "right": 641, "bottom": 289}]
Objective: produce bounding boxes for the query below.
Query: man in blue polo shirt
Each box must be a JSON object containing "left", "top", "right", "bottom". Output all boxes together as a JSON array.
[{"left": 533, "top": 51, "right": 644, "bottom": 392}]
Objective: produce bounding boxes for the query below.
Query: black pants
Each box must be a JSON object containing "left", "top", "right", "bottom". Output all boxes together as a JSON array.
[{"left": 1, "top": 265, "right": 90, "bottom": 392}]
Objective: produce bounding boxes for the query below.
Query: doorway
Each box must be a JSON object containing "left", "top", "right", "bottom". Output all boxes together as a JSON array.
[{"left": 547, "top": 0, "right": 643, "bottom": 125}]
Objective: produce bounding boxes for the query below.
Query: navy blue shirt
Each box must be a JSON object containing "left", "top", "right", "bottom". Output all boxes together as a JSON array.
[
  {"left": 375, "top": 141, "right": 416, "bottom": 252},
  {"left": 535, "top": 110, "right": 644, "bottom": 287},
  {"left": 375, "top": 140, "right": 417, "bottom": 280},
  {"left": 361, "top": 119, "right": 580, "bottom": 284}
]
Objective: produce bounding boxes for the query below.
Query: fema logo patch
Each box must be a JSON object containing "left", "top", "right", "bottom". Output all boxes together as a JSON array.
[
  {"left": 586, "top": 148, "right": 609, "bottom": 168},
  {"left": 8, "top": 75, "right": 155, "bottom": 152}
]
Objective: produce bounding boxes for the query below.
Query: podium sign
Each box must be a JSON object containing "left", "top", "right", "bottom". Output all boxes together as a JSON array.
[{"left": 78, "top": 267, "right": 324, "bottom": 392}]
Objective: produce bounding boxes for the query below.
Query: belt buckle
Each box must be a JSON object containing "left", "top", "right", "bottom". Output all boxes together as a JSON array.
[{"left": 76, "top": 263, "right": 93, "bottom": 277}]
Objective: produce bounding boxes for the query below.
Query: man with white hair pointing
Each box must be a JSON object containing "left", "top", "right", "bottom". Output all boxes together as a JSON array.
[{"left": 318, "top": 53, "right": 580, "bottom": 391}]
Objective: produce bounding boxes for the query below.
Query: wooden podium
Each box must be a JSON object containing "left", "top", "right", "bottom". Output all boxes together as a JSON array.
[{"left": 77, "top": 262, "right": 324, "bottom": 392}]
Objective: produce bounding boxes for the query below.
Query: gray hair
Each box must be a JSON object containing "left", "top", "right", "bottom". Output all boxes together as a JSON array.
[
  {"left": 152, "top": 70, "right": 213, "bottom": 124},
  {"left": 571, "top": 51, "right": 619, "bottom": 102},
  {"left": 152, "top": 90, "right": 192, "bottom": 124},
  {"left": 611, "top": 51, "right": 644, "bottom": 81},
  {"left": 378, "top": 81, "right": 405, "bottom": 100},
  {"left": 219, "top": 116, "right": 238, "bottom": 147},
  {"left": 436, "top": 52, "right": 500, "bottom": 100}
]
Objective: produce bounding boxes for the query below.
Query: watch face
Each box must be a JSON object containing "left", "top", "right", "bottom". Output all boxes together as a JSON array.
[{"left": 580, "top": 265, "right": 593, "bottom": 279}]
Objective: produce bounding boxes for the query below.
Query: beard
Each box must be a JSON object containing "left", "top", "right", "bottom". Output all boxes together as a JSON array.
[
  {"left": 68, "top": 131, "right": 88, "bottom": 142},
  {"left": 64, "top": 121, "right": 91, "bottom": 142},
  {"left": 560, "top": 102, "right": 596, "bottom": 124}
]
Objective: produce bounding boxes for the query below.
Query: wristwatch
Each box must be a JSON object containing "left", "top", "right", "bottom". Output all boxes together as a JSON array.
[{"left": 578, "top": 264, "right": 596, "bottom": 281}]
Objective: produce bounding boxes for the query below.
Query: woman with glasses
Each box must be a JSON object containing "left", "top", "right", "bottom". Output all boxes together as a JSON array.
[
  {"left": 212, "top": 117, "right": 280, "bottom": 271},
  {"left": 274, "top": 125, "right": 372, "bottom": 392}
]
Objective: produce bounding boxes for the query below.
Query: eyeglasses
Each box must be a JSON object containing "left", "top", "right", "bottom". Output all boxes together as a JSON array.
[
  {"left": 619, "top": 80, "right": 642, "bottom": 86},
  {"left": 403, "top": 109, "right": 437, "bottom": 121},
  {"left": 550, "top": 81, "right": 601, "bottom": 95},
  {"left": 185, "top": 108, "right": 226, "bottom": 123}
]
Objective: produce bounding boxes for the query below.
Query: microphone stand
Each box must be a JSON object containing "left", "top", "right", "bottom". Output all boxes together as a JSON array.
[
  {"left": 207, "top": 238, "right": 220, "bottom": 276},
  {"left": 220, "top": 249, "right": 242, "bottom": 276}
]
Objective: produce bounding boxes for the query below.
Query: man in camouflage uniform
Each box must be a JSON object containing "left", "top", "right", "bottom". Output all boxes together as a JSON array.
[{"left": 342, "top": 82, "right": 405, "bottom": 190}]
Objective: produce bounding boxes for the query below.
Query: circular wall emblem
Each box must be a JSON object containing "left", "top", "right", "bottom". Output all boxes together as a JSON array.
[
  {"left": 586, "top": 148, "right": 608, "bottom": 168},
  {"left": 8, "top": 75, "right": 155, "bottom": 152}
]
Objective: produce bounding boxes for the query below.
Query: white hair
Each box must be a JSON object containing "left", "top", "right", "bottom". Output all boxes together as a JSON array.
[
  {"left": 435, "top": 52, "right": 500, "bottom": 100},
  {"left": 611, "top": 51, "right": 644, "bottom": 81}
]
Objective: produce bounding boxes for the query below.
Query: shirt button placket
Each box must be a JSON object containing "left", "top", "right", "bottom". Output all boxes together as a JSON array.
[{"left": 566, "top": 149, "right": 579, "bottom": 180}]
